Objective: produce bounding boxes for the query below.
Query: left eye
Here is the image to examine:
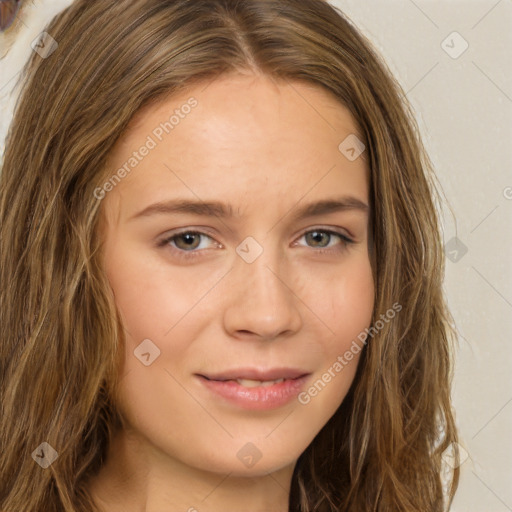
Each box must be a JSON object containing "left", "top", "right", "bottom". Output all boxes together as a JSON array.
[
  {"left": 158, "top": 228, "right": 353, "bottom": 257},
  {"left": 298, "top": 229, "right": 353, "bottom": 250}
]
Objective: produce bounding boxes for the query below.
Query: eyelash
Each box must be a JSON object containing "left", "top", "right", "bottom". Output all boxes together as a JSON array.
[{"left": 157, "top": 228, "right": 354, "bottom": 260}]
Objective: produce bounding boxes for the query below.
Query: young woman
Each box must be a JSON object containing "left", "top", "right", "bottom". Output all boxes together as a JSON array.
[{"left": 0, "top": 1, "right": 460, "bottom": 510}]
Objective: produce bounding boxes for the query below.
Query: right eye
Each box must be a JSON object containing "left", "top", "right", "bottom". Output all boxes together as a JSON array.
[{"left": 157, "top": 229, "right": 222, "bottom": 259}]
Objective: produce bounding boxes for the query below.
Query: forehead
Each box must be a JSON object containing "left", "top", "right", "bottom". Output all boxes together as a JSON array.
[
  {"left": 113, "top": 72, "right": 364, "bottom": 160},
  {"left": 101, "top": 73, "right": 369, "bottom": 223}
]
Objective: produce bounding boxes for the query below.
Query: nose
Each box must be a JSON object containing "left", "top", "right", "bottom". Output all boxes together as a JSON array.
[{"left": 222, "top": 247, "right": 303, "bottom": 341}]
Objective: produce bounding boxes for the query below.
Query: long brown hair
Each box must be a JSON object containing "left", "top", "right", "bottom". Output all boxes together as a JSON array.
[{"left": 0, "top": 1, "right": 460, "bottom": 510}]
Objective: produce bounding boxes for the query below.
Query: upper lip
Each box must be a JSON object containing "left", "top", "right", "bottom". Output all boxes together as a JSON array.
[{"left": 198, "top": 367, "right": 310, "bottom": 381}]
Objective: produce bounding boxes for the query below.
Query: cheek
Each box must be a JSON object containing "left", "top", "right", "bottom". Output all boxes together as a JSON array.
[
  {"left": 298, "top": 256, "right": 374, "bottom": 406},
  {"left": 334, "top": 261, "right": 374, "bottom": 341},
  {"left": 312, "top": 253, "right": 375, "bottom": 349},
  {"left": 103, "top": 239, "right": 210, "bottom": 345}
]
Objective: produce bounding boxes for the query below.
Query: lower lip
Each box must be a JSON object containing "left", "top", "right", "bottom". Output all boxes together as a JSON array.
[{"left": 197, "top": 375, "right": 309, "bottom": 410}]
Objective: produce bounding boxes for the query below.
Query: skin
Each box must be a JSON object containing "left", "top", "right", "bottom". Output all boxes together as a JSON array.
[{"left": 88, "top": 72, "right": 374, "bottom": 512}]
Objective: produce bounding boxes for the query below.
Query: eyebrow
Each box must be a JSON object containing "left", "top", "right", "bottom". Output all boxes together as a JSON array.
[{"left": 128, "top": 196, "right": 369, "bottom": 222}]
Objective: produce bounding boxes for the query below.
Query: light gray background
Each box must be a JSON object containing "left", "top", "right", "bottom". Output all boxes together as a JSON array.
[{"left": 1, "top": 1, "right": 511, "bottom": 510}]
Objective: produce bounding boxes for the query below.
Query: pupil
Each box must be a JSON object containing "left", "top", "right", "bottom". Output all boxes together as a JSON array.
[
  {"left": 309, "top": 231, "right": 327, "bottom": 247},
  {"left": 176, "top": 233, "right": 199, "bottom": 250}
]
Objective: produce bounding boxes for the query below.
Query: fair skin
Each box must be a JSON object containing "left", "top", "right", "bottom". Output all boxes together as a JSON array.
[{"left": 88, "top": 72, "right": 374, "bottom": 512}]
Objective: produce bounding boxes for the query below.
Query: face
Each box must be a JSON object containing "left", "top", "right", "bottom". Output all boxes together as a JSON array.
[{"left": 99, "top": 73, "right": 374, "bottom": 477}]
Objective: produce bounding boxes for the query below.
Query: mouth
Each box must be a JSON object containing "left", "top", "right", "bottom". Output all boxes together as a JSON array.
[
  {"left": 208, "top": 377, "right": 287, "bottom": 388},
  {"left": 198, "top": 367, "right": 309, "bottom": 382},
  {"left": 195, "top": 368, "right": 311, "bottom": 410}
]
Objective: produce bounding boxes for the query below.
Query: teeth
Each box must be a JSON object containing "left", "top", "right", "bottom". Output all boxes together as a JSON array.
[{"left": 235, "top": 378, "right": 285, "bottom": 388}]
